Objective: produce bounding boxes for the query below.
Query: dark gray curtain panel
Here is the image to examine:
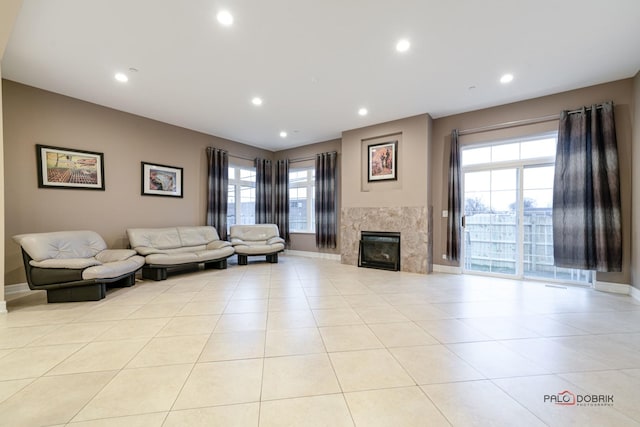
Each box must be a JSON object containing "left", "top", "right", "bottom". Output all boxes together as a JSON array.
[
  {"left": 206, "top": 147, "right": 229, "bottom": 240},
  {"left": 446, "top": 129, "right": 462, "bottom": 262},
  {"left": 315, "top": 152, "right": 337, "bottom": 248},
  {"left": 274, "top": 159, "right": 290, "bottom": 244},
  {"left": 255, "top": 157, "right": 273, "bottom": 224},
  {"left": 552, "top": 102, "right": 621, "bottom": 272}
]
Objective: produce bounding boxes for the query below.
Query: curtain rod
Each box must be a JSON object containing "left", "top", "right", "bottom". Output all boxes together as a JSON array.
[
  {"left": 289, "top": 151, "right": 337, "bottom": 163},
  {"left": 458, "top": 114, "right": 559, "bottom": 136},
  {"left": 207, "top": 147, "right": 256, "bottom": 162},
  {"left": 228, "top": 153, "right": 256, "bottom": 162},
  {"left": 289, "top": 155, "right": 315, "bottom": 163},
  {"left": 458, "top": 104, "right": 607, "bottom": 136},
  {"left": 222, "top": 150, "right": 338, "bottom": 164}
]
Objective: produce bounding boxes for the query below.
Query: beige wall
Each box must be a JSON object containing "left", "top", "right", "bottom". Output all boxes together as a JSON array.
[
  {"left": 0, "top": 0, "right": 24, "bottom": 309},
  {"left": 431, "top": 79, "right": 634, "bottom": 285},
  {"left": 342, "top": 114, "right": 431, "bottom": 208},
  {"left": 3, "top": 74, "right": 637, "bottom": 287},
  {"left": 274, "top": 139, "right": 342, "bottom": 255},
  {"left": 632, "top": 72, "right": 640, "bottom": 290},
  {"left": 340, "top": 114, "right": 432, "bottom": 273},
  {"left": 3, "top": 80, "right": 272, "bottom": 285},
  {"left": 0, "top": 69, "right": 6, "bottom": 307}
]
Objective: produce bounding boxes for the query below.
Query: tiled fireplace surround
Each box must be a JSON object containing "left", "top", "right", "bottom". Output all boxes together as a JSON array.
[{"left": 340, "top": 206, "right": 432, "bottom": 274}]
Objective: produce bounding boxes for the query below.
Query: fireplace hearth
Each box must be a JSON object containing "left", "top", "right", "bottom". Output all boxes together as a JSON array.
[{"left": 358, "top": 231, "right": 401, "bottom": 271}]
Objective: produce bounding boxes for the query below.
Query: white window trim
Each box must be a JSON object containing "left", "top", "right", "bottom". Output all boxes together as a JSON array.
[
  {"left": 228, "top": 165, "right": 256, "bottom": 231},
  {"left": 289, "top": 167, "right": 315, "bottom": 233}
]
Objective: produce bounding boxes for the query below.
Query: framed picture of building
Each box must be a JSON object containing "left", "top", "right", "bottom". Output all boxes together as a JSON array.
[
  {"left": 368, "top": 140, "right": 397, "bottom": 181},
  {"left": 36, "top": 144, "right": 105, "bottom": 190},
  {"left": 141, "top": 162, "right": 183, "bottom": 198}
]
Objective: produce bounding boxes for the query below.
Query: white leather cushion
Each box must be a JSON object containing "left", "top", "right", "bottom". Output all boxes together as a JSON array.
[
  {"left": 127, "top": 228, "right": 181, "bottom": 250},
  {"left": 206, "top": 240, "right": 232, "bottom": 250},
  {"left": 195, "top": 246, "right": 235, "bottom": 260},
  {"left": 29, "top": 257, "right": 102, "bottom": 269},
  {"left": 95, "top": 249, "right": 138, "bottom": 263},
  {"left": 230, "top": 224, "right": 280, "bottom": 242},
  {"left": 157, "top": 245, "right": 208, "bottom": 254},
  {"left": 14, "top": 231, "right": 106, "bottom": 261},
  {"left": 130, "top": 246, "right": 160, "bottom": 256},
  {"left": 145, "top": 245, "right": 234, "bottom": 265},
  {"left": 82, "top": 256, "right": 145, "bottom": 280},
  {"left": 178, "top": 226, "right": 221, "bottom": 246},
  {"left": 133, "top": 244, "right": 207, "bottom": 256},
  {"left": 145, "top": 252, "right": 200, "bottom": 265},
  {"left": 233, "top": 242, "right": 285, "bottom": 255},
  {"left": 232, "top": 238, "right": 267, "bottom": 246}
]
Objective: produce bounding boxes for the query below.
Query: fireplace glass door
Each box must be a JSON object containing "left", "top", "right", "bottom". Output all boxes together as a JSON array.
[{"left": 358, "top": 231, "right": 400, "bottom": 271}]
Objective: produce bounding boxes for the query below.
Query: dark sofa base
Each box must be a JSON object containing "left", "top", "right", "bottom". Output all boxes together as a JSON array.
[
  {"left": 142, "top": 258, "right": 229, "bottom": 281},
  {"left": 46, "top": 284, "right": 106, "bottom": 303},
  {"left": 237, "top": 253, "right": 280, "bottom": 265},
  {"left": 21, "top": 249, "right": 139, "bottom": 303},
  {"left": 43, "top": 273, "right": 136, "bottom": 303}
]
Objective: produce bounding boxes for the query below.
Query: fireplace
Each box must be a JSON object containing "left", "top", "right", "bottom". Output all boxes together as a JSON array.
[{"left": 358, "top": 231, "right": 401, "bottom": 271}]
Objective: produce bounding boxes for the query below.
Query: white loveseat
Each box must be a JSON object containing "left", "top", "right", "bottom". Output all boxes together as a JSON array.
[
  {"left": 126, "top": 226, "right": 234, "bottom": 280},
  {"left": 230, "top": 224, "right": 285, "bottom": 265},
  {"left": 13, "top": 230, "right": 145, "bottom": 302}
]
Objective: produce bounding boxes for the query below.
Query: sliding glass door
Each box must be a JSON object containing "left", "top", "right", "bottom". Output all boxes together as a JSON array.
[
  {"left": 463, "top": 168, "right": 518, "bottom": 275},
  {"left": 522, "top": 165, "right": 592, "bottom": 282},
  {"left": 461, "top": 135, "right": 591, "bottom": 284}
]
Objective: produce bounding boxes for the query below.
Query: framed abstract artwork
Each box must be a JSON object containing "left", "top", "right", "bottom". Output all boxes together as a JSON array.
[
  {"left": 141, "top": 162, "right": 183, "bottom": 197},
  {"left": 367, "top": 140, "right": 397, "bottom": 181},
  {"left": 36, "top": 144, "right": 105, "bottom": 190}
]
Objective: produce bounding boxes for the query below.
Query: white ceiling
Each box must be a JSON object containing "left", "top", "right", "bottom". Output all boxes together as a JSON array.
[{"left": 3, "top": 0, "right": 640, "bottom": 151}]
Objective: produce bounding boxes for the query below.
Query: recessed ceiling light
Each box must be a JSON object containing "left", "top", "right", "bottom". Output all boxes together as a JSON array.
[
  {"left": 251, "top": 97, "right": 263, "bottom": 106},
  {"left": 217, "top": 10, "right": 234, "bottom": 26},
  {"left": 114, "top": 72, "right": 128, "bottom": 83},
  {"left": 358, "top": 107, "right": 368, "bottom": 116},
  {"left": 280, "top": 131, "right": 288, "bottom": 138},
  {"left": 396, "top": 39, "right": 410, "bottom": 52},
  {"left": 500, "top": 73, "right": 514, "bottom": 84}
]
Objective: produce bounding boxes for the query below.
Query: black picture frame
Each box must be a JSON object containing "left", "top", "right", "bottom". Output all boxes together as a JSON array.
[
  {"left": 367, "top": 140, "right": 398, "bottom": 182},
  {"left": 36, "top": 144, "right": 105, "bottom": 190},
  {"left": 141, "top": 162, "right": 183, "bottom": 198}
]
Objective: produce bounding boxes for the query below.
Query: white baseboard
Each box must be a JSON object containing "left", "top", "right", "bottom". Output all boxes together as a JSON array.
[
  {"left": 593, "top": 280, "right": 632, "bottom": 295},
  {"left": 2, "top": 283, "right": 32, "bottom": 314},
  {"left": 432, "top": 264, "right": 462, "bottom": 274},
  {"left": 5, "top": 283, "right": 31, "bottom": 296},
  {"left": 630, "top": 285, "right": 640, "bottom": 302},
  {"left": 284, "top": 250, "right": 341, "bottom": 261}
]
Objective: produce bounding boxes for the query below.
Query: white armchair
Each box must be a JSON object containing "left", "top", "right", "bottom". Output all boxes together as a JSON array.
[
  {"left": 13, "top": 230, "right": 145, "bottom": 302},
  {"left": 230, "top": 224, "right": 285, "bottom": 265}
]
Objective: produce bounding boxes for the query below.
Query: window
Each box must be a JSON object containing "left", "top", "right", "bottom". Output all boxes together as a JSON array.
[
  {"left": 227, "top": 165, "right": 256, "bottom": 232},
  {"left": 289, "top": 167, "right": 315, "bottom": 233},
  {"left": 461, "top": 133, "right": 592, "bottom": 285},
  {"left": 462, "top": 136, "right": 557, "bottom": 167}
]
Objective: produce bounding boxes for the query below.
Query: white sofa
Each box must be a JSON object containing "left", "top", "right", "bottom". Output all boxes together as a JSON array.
[
  {"left": 230, "top": 224, "right": 285, "bottom": 265},
  {"left": 13, "top": 230, "right": 145, "bottom": 302},
  {"left": 126, "top": 226, "right": 234, "bottom": 280}
]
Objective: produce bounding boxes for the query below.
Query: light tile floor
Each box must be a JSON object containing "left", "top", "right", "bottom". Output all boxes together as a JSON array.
[{"left": 1, "top": 256, "right": 640, "bottom": 426}]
